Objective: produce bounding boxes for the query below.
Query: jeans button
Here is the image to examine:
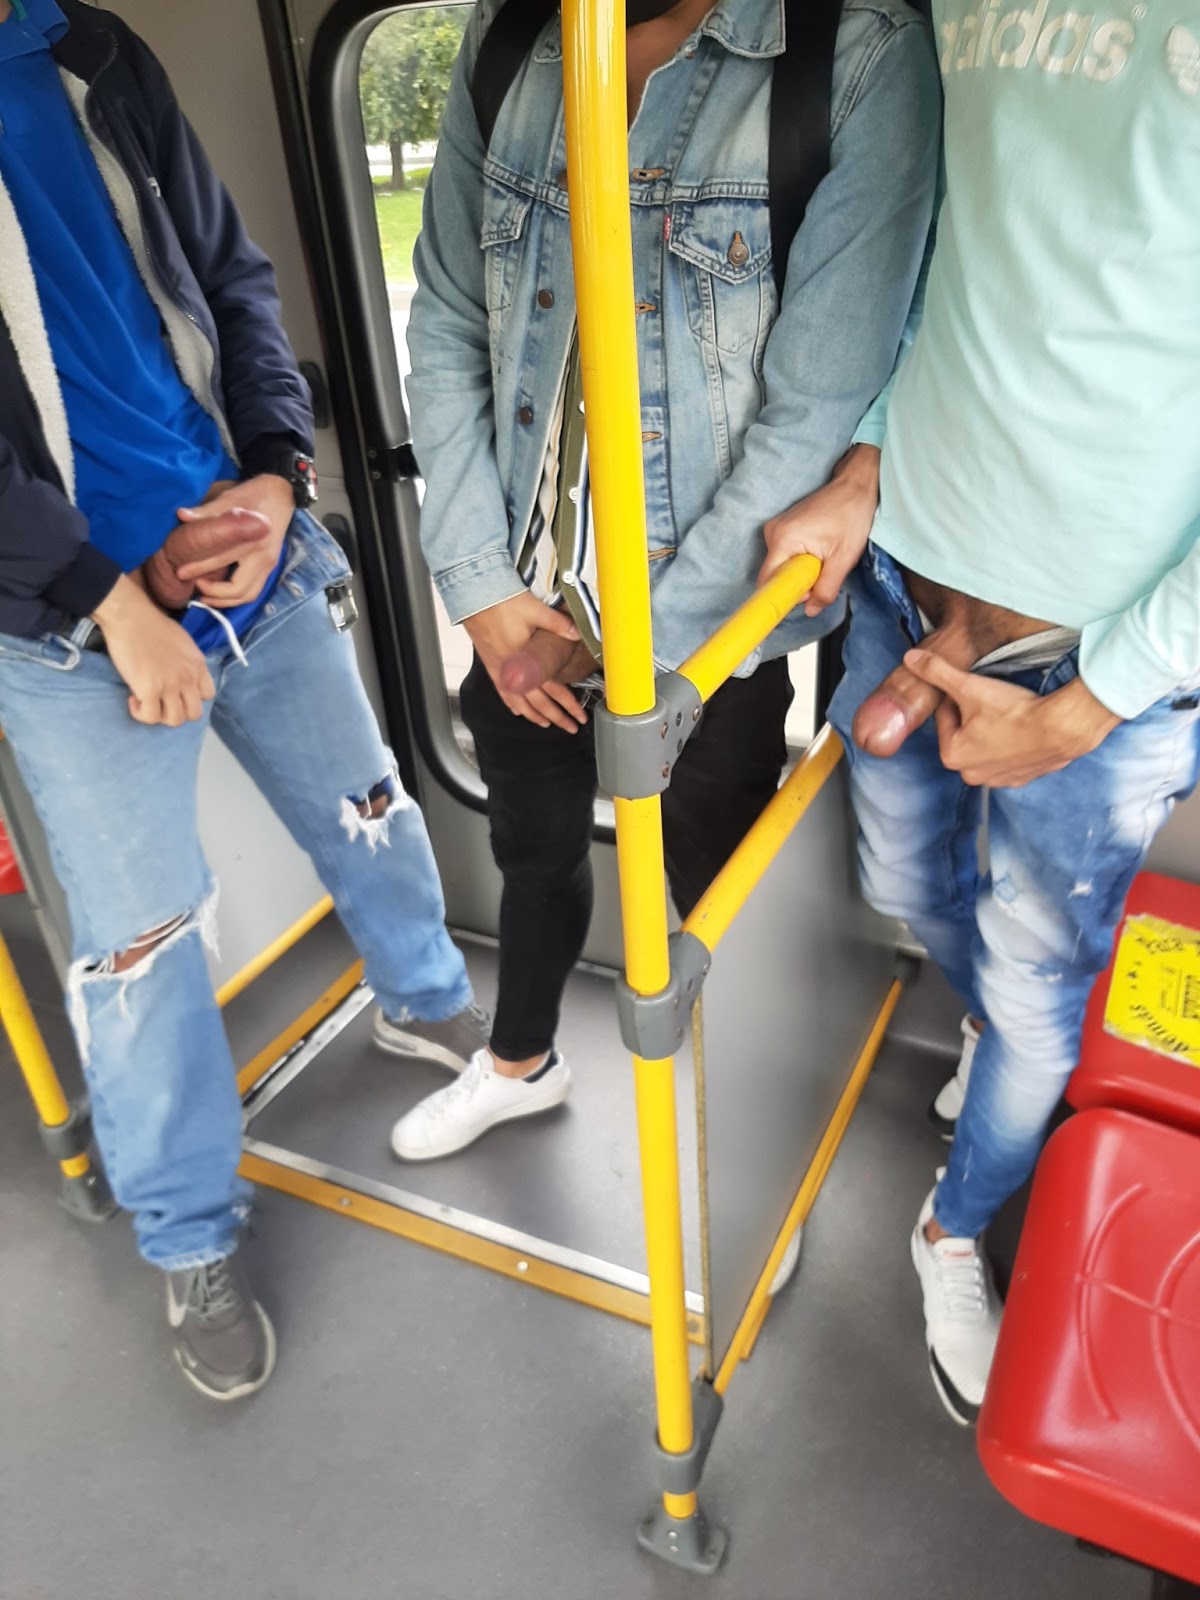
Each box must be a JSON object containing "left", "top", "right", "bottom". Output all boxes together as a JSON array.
[{"left": 518, "top": 405, "right": 534, "bottom": 425}]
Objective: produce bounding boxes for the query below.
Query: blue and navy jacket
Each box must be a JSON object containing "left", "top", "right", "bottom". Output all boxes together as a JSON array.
[{"left": 0, "top": 0, "right": 314, "bottom": 638}]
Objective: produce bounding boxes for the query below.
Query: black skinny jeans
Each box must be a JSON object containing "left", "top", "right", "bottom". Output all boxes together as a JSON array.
[{"left": 460, "top": 654, "right": 793, "bottom": 1060}]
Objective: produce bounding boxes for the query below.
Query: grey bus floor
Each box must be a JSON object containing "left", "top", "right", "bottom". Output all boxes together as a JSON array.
[{"left": 0, "top": 903, "right": 1142, "bottom": 1600}]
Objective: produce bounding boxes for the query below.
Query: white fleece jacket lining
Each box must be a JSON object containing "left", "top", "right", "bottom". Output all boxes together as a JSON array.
[{"left": 0, "top": 170, "right": 76, "bottom": 502}]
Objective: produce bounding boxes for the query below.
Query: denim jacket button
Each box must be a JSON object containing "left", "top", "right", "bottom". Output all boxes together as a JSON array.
[
  {"left": 537, "top": 289, "right": 555, "bottom": 309},
  {"left": 727, "top": 232, "right": 750, "bottom": 268},
  {"left": 518, "top": 405, "right": 534, "bottom": 425}
]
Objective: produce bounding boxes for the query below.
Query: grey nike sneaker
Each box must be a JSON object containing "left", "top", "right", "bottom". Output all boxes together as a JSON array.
[
  {"left": 374, "top": 1001, "right": 491, "bottom": 1074},
  {"left": 166, "top": 1251, "right": 277, "bottom": 1402}
]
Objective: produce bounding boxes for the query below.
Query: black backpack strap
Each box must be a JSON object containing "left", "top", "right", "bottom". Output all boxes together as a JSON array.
[
  {"left": 768, "top": 0, "right": 845, "bottom": 298},
  {"left": 471, "top": 0, "right": 560, "bottom": 148}
]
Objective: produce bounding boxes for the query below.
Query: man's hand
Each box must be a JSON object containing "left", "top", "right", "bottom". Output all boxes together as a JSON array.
[
  {"left": 758, "top": 444, "right": 881, "bottom": 615},
  {"left": 464, "top": 592, "right": 587, "bottom": 732},
  {"left": 171, "top": 475, "right": 295, "bottom": 608},
  {"left": 852, "top": 617, "right": 977, "bottom": 758},
  {"left": 903, "top": 650, "right": 1121, "bottom": 787},
  {"left": 92, "top": 575, "right": 216, "bottom": 727},
  {"left": 499, "top": 630, "right": 598, "bottom": 696},
  {"left": 143, "top": 478, "right": 268, "bottom": 610}
]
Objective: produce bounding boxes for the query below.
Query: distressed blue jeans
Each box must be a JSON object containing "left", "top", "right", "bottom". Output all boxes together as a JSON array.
[
  {"left": 0, "top": 512, "right": 472, "bottom": 1270},
  {"left": 829, "top": 550, "right": 1200, "bottom": 1239}
]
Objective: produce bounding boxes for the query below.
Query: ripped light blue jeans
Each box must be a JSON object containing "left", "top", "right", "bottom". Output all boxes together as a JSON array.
[
  {"left": 0, "top": 512, "right": 472, "bottom": 1270},
  {"left": 829, "top": 549, "right": 1200, "bottom": 1239}
]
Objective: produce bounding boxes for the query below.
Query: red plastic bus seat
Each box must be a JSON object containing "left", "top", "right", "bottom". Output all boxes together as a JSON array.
[
  {"left": 1072, "top": 874, "right": 1200, "bottom": 1137},
  {"left": 977, "top": 1109, "right": 1200, "bottom": 1585},
  {"left": 0, "top": 818, "right": 24, "bottom": 897}
]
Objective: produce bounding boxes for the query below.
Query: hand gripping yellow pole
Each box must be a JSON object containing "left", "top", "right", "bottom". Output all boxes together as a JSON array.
[
  {"left": 561, "top": 0, "right": 721, "bottom": 1569},
  {"left": 678, "top": 553, "right": 822, "bottom": 706}
]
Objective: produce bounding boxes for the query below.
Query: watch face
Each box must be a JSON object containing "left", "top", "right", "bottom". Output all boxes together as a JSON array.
[{"left": 294, "top": 455, "right": 318, "bottom": 505}]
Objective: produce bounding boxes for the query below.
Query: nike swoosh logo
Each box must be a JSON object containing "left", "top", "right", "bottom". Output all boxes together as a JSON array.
[{"left": 167, "top": 1287, "right": 187, "bottom": 1328}]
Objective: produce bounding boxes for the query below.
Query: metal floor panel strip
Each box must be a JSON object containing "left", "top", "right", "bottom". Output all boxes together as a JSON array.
[
  {"left": 242, "top": 1133, "right": 705, "bottom": 1315},
  {"left": 242, "top": 984, "right": 374, "bottom": 1123}
]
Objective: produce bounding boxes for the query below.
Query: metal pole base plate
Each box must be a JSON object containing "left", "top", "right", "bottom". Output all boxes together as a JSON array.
[
  {"left": 60, "top": 1166, "right": 117, "bottom": 1224},
  {"left": 637, "top": 1502, "right": 727, "bottom": 1576}
]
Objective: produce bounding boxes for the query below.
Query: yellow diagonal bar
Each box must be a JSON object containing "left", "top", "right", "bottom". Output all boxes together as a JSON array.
[
  {"left": 562, "top": 0, "right": 695, "bottom": 1519},
  {"left": 712, "top": 977, "right": 904, "bottom": 1394},
  {"left": 684, "top": 724, "right": 844, "bottom": 956},
  {"left": 678, "top": 553, "right": 822, "bottom": 705}
]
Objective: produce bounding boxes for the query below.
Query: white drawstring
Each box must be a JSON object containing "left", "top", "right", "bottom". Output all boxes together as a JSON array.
[{"left": 186, "top": 600, "right": 248, "bottom": 667}]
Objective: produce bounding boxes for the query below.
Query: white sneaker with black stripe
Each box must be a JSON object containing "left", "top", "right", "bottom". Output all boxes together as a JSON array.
[
  {"left": 910, "top": 1181, "right": 1002, "bottom": 1426},
  {"left": 928, "top": 1016, "right": 982, "bottom": 1141},
  {"left": 390, "top": 1048, "right": 571, "bottom": 1161}
]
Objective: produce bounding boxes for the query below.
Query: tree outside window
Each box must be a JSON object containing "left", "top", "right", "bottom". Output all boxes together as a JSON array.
[{"left": 359, "top": 7, "right": 467, "bottom": 192}]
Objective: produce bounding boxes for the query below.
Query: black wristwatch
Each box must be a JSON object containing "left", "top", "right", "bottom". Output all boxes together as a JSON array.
[
  {"left": 247, "top": 446, "right": 318, "bottom": 508},
  {"left": 281, "top": 452, "right": 319, "bottom": 508}
]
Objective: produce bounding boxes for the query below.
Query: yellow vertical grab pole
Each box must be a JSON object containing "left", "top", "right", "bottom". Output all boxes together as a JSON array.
[
  {"left": 0, "top": 931, "right": 113, "bottom": 1218},
  {"left": 0, "top": 933, "right": 76, "bottom": 1138},
  {"left": 562, "top": 0, "right": 719, "bottom": 1568}
]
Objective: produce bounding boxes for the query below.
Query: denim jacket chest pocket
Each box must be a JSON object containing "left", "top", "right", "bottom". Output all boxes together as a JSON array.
[
  {"left": 667, "top": 196, "right": 776, "bottom": 359},
  {"left": 480, "top": 177, "right": 533, "bottom": 332}
]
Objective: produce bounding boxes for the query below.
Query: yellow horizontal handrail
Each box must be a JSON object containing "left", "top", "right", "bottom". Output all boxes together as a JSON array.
[
  {"left": 215, "top": 895, "right": 334, "bottom": 1009},
  {"left": 676, "top": 553, "right": 822, "bottom": 705},
  {"left": 683, "top": 723, "right": 843, "bottom": 956}
]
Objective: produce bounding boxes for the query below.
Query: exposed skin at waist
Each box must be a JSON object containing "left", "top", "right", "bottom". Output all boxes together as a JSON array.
[
  {"left": 850, "top": 565, "right": 1066, "bottom": 761},
  {"left": 902, "top": 566, "right": 1059, "bottom": 659}
]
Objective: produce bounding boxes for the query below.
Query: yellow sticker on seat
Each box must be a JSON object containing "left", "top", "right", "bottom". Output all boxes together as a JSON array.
[{"left": 1104, "top": 914, "right": 1200, "bottom": 1067}]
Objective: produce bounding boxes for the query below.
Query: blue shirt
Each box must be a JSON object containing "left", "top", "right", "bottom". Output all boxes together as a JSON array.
[{"left": 0, "top": 0, "right": 282, "bottom": 649}]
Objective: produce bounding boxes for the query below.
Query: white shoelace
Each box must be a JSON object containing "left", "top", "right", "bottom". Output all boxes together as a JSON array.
[
  {"left": 418, "top": 1050, "right": 490, "bottom": 1121},
  {"left": 933, "top": 1243, "right": 989, "bottom": 1323}
]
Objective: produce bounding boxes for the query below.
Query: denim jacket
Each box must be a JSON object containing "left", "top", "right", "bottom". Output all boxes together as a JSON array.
[{"left": 407, "top": 0, "right": 940, "bottom": 669}]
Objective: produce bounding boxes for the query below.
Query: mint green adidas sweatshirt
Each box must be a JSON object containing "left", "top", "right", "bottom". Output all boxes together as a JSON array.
[{"left": 858, "top": 1, "right": 1200, "bottom": 719}]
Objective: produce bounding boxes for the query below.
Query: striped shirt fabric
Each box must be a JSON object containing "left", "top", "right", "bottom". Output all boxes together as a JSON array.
[{"left": 514, "top": 330, "right": 603, "bottom": 664}]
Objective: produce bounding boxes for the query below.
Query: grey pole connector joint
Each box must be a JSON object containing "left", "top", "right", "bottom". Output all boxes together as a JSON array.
[
  {"left": 594, "top": 672, "right": 704, "bottom": 800},
  {"left": 37, "top": 1100, "right": 93, "bottom": 1163},
  {"left": 615, "top": 930, "right": 711, "bottom": 1061},
  {"left": 640, "top": 1383, "right": 727, "bottom": 1573},
  {"left": 39, "top": 1101, "right": 118, "bottom": 1223},
  {"left": 653, "top": 1376, "right": 724, "bottom": 1496}
]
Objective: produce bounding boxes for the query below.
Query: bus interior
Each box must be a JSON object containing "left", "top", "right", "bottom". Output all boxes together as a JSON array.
[{"left": 3, "top": 2, "right": 1199, "bottom": 1598}]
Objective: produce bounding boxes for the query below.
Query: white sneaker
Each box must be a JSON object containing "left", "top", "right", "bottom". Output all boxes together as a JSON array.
[
  {"left": 768, "top": 1226, "right": 803, "bottom": 1296},
  {"left": 929, "top": 1016, "right": 982, "bottom": 1141},
  {"left": 390, "top": 1048, "right": 571, "bottom": 1161},
  {"left": 910, "top": 1182, "right": 1002, "bottom": 1426}
]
